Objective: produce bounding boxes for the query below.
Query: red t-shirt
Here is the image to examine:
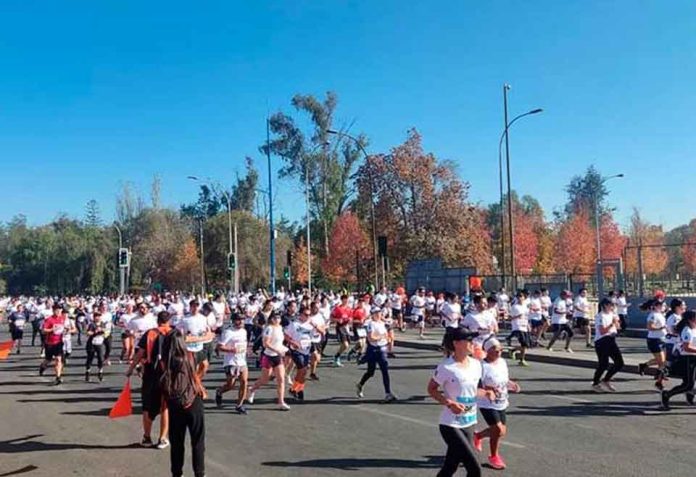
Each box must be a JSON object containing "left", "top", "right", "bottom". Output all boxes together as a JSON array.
[
  {"left": 331, "top": 305, "right": 353, "bottom": 326},
  {"left": 43, "top": 315, "right": 66, "bottom": 346},
  {"left": 352, "top": 307, "right": 367, "bottom": 325}
]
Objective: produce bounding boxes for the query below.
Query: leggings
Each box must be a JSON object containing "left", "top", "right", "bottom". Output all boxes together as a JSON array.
[
  {"left": 547, "top": 324, "right": 574, "bottom": 349},
  {"left": 169, "top": 396, "right": 206, "bottom": 477},
  {"left": 32, "top": 321, "right": 44, "bottom": 347},
  {"left": 359, "top": 345, "right": 391, "bottom": 394},
  {"left": 665, "top": 356, "right": 696, "bottom": 400},
  {"left": 438, "top": 425, "right": 481, "bottom": 477},
  {"left": 85, "top": 344, "right": 105, "bottom": 370},
  {"left": 593, "top": 335, "right": 624, "bottom": 385},
  {"left": 104, "top": 335, "right": 113, "bottom": 361}
]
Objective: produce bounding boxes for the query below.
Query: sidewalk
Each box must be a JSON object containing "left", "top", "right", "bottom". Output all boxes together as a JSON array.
[{"left": 394, "top": 327, "right": 659, "bottom": 376}]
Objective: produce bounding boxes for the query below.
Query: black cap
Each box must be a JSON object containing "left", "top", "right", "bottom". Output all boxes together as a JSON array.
[
  {"left": 232, "top": 313, "right": 243, "bottom": 321},
  {"left": 448, "top": 327, "right": 479, "bottom": 342}
]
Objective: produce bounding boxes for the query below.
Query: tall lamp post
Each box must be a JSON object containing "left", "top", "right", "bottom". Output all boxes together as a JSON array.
[
  {"left": 188, "top": 176, "right": 238, "bottom": 294},
  {"left": 497, "top": 106, "right": 543, "bottom": 288},
  {"left": 595, "top": 173, "right": 624, "bottom": 298},
  {"left": 326, "top": 129, "right": 379, "bottom": 290},
  {"left": 303, "top": 141, "right": 330, "bottom": 294},
  {"left": 502, "top": 84, "right": 543, "bottom": 292},
  {"left": 266, "top": 118, "right": 276, "bottom": 294}
]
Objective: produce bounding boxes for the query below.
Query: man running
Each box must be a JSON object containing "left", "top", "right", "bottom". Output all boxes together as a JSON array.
[
  {"left": 215, "top": 313, "right": 249, "bottom": 414},
  {"left": 39, "top": 304, "right": 68, "bottom": 385}
]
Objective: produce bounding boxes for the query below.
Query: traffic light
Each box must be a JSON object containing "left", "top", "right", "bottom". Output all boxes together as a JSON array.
[
  {"left": 378, "top": 236, "right": 388, "bottom": 257},
  {"left": 283, "top": 267, "right": 290, "bottom": 279},
  {"left": 118, "top": 248, "right": 129, "bottom": 268},
  {"left": 286, "top": 250, "right": 293, "bottom": 267},
  {"left": 227, "top": 252, "right": 236, "bottom": 271}
]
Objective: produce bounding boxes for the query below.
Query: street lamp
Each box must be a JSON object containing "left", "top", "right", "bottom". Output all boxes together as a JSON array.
[
  {"left": 188, "top": 175, "right": 238, "bottom": 294},
  {"left": 304, "top": 141, "right": 330, "bottom": 294},
  {"left": 595, "top": 173, "right": 624, "bottom": 298},
  {"left": 327, "top": 129, "right": 379, "bottom": 290},
  {"left": 501, "top": 83, "right": 543, "bottom": 292}
]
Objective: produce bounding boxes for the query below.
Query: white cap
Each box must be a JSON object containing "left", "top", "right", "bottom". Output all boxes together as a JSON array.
[{"left": 483, "top": 337, "right": 501, "bottom": 352}]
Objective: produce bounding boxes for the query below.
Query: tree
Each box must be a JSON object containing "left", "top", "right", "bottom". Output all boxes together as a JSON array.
[
  {"left": 168, "top": 238, "right": 201, "bottom": 290},
  {"left": 322, "top": 212, "right": 370, "bottom": 286},
  {"left": 261, "top": 91, "right": 363, "bottom": 256},
  {"left": 85, "top": 199, "right": 102, "bottom": 228},
  {"left": 625, "top": 209, "right": 669, "bottom": 276},
  {"left": 229, "top": 157, "right": 259, "bottom": 212},
  {"left": 291, "top": 237, "right": 315, "bottom": 286},
  {"left": 564, "top": 165, "right": 611, "bottom": 222},
  {"left": 683, "top": 220, "right": 696, "bottom": 275},
  {"left": 553, "top": 208, "right": 596, "bottom": 274}
]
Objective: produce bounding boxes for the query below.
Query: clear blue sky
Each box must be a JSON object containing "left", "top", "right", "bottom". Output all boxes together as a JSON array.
[{"left": 1, "top": 1, "right": 694, "bottom": 230}]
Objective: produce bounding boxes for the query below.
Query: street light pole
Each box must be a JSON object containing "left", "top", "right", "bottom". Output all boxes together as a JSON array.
[
  {"left": 327, "top": 129, "right": 379, "bottom": 291},
  {"left": 267, "top": 118, "right": 276, "bottom": 294},
  {"left": 114, "top": 223, "right": 124, "bottom": 296},
  {"left": 595, "top": 173, "right": 624, "bottom": 298},
  {"left": 497, "top": 106, "right": 543, "bottom": 288}
]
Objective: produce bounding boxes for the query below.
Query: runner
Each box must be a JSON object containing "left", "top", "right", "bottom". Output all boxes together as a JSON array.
[
  {"left": 528, "top": 290, "right": 544, "bottom": 346},
  {"left": 347, "top": 295, "right": 369, "bottom": 363},
  {"left": 308, "top": 300, "right": 327, "bottom": 381},
  {"left": 85, "top": 311, "right": 108, "bottom": 382},
  {"left": 473, "top": 337, "right": 521, "bottom": 470},
  {"left": 247, "top": 311, "right": 290, "bottom": 411},
  {"left": 331, "top": 294, "right": 353, "bottom": 367},
  {"left": 410, "top": 288, "right": 427, "bottom": 339},
  {"left": 546, "top": 290, "right": 574, "bottom": 353},
  {"left": 665, "top": 298, "right": 686, "bottom": 376},
  {"left": 573, "top": 288, "right": 593, "bottom": 348},
  {"left": 356, "top": 306, "right": 396, "bottom": 402},
  {"left": 461, "top": 295, "right": 495, "bottom": 361},
  {"left": 39, "top": 304, "right": 67, "bottom": 385},
  {"left": 507, "top": 291, "right": 531, "bottom": 366},
  {"left": 285, "top": 304, "right": 314, "bottom": 401},
  {"left": 539, "top": 288, "right": 552, "bottom": 340},
  {"left": 60, "top": 308, "right": 77, "bottom": 365},
  {"left": 427, "top": 327, "right": 496, "bottom": 477},
  {"left": 118, "top": 303, "right": 136, "bottom": 363},
  {"left": 638, "top": 298, "right": 667, "bottom": 390},
  {"left": 215, "top": 313, "right": 249, "bottom": 414},
  {"left": 177, "top": 300, "right": 213, "bottom": 379},
  {"left": 7, "top": 303, "right": 27, "bottom": 354},
  {"left": 391, "top": 287, "right": 406, "bottom": 332},
  {"left": 591, "top": 298, "right": 623, "bottom": 392},
  {"left": 615, "top": 290, "right": 630, "bottom": 334},
  {"left": 661, "top": 310, "right": 696, "bottom": 410}
]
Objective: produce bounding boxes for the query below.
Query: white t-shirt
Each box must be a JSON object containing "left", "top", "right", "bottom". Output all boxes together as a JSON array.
[
  {"left": 262, "top": 325, "right": 286, "bottom": 357},
  {"left": 119, "top": 312, "right": 136, "bottom": 329},
  {"left": 616, "top": 296, "right": 628, "bottom": 315},
  {"left": 496, "top": 293, "right": 510, "bottom": 312},
  {"left": 432, "top": 357, "right": 482, "bottom": 428},
  {"left": 128, "top": 314, "right": 157, "bottom": 343},
  {"left": 367, "top": 320, "right": 388, "bottom": 347},
  {"left": 410, "top": 295, "right": 426, "bottom": 316},
  {"left": 462, "top": 311, "right": 493, "bottom": 345},
  {"left": 286, "top": 320, "right": 314, "bottom": 355},
  {"left": 666, "top": 314, "right": 682, "bottom": 346},
  {"left": 212, "top": 301, "right": 227, "bottom": 328},
  {"left": 425, "top": 296, "right": 436, "bottom": 311},
  {"left": 573, "top": 296, "right": 590, "bottom": 318},
  {"left": 390, "top": 294, "right": 403, "bottom": 310},
  {"left": 219, "top": 327, "right": 248, "bottom": 367},
  {"left": 540, "top": 295, "right": 552, "bottom": 317},
  {"left": 309, "top": 313, "right": 325, "bottom": 343},
  {"left": 594, "top": 312, "right": 617, "bottom": 342},
  {"left": 177, "top": 313, "right": 211, "bottom": 353},
  {"left": 478, "top": 359, "right": 510, "bottom": 411},
  {"left": 510, "top": 303, "right": 529, "bottom": 332},
  {"left": 374, "top": 293, "right": 388, "bottom": 308},
  {"left": 646, "top": 312, "right": 667, "bottom": 340},
  {"left": 441, "top": 302, "right": 462, "bottom": 328},
  {"left": 551, "top": 298, "right": 568, "bottom": 325},
  {"left": 680, "top": 327, "right": 696, "bottom": 356},
  {"left": 528, "top": 297, "right": 542, "bottom": 321}
]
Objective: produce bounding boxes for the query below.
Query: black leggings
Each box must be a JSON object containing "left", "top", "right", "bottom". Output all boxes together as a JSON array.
[
  {"left": 593, "top": 336, "right": 624, "bottom": 385},
  {"left": 359, "top": 345, "right": 391, "bottom": 394},
  {"left": 665, "top": 356, "right": 696, "bottom": 400},
  {"left": 547, "top": 324, "right": 574, "bottom": 349},
  {"left": 85, "top": 344, "right": 105, "bottom": 370},
  {"left": 438, "top": 425, "right": 481, "bottom": 477},
  {"left": 104, "top": 335, "right": 113, "bottom": 361},
  {"left": 169, "top": 396, "right": 206, "bottom": 477}
]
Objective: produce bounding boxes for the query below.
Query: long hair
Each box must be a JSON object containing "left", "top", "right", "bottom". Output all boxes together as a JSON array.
[
  {"left": 675, "top": 310, "right": 696, "bottom": 336},
  {"left": 160, "top": 329, "right": 197, "bottom": 405}
]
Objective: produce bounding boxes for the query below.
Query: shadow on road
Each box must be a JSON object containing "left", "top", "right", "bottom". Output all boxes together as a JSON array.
[
  {"left": 0, "top": 465, "right": 38, "bottom": 476},
  {"left": 262, "top": 455, "right": 443, "bottom": 470},
  {"left": 0, "top": 435, "right": 144, "bottom": 454}
]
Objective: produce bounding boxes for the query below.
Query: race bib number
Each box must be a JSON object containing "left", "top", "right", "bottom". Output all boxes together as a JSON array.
[
  {"left": 455, "top": 396, "right": 477, "bottom": 426},
  {"left": 14, "top": 319, "right": 25, "bottom": 328},
  {"left": 300, "top": 338, "right": 312, "bottom": 350},
  {"left": 234, "top": 343, "right": 247, "bottom": 355},
  {"left": 357, "top": 328, "right": 367, "bottom": 338},
  {"left": 53, "top": 324, "right": 65, "bottom": 335},
  {"left": 92, "top": 335, "right": 105, "bottom": 346}
]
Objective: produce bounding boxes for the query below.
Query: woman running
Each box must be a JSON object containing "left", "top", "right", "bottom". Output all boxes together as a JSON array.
[
  {"left": 507, "top": 291, "right": 530, "bottom": 366},
  {"left": 661, "top": 310, "right": 696, "bottom": 410},
  {"left": 247, "top": 311, "right": 290, "bottom": 411},
  {"left": 85, "top": 311, "right": 109, "bottom": 382},
  {"left": 356, "top": 306, "right": 397, "bottom": 402},
  {"left": 427, "top": 327, "right": 496, "bottom": 477},
  {"left": 591, "top": 298, "right": 623, "bottom": 392},
  {"left": 473, "top": 337, "right": 520, "bottom": 470},
  {"left": 546, "top": 290, "right": 574, "bottom": 353},
  {"left": 286, "top": 304, "right": 314, "bottom": 401},
  {"left": 664, "top": 299, "right": 686, "bottom": 377},
  {"left": 638, "top": 298, "right": 667, "bottom": 390}
]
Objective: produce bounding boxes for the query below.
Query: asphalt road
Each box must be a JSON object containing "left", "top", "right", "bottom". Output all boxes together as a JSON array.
[{"left": 1, "top": 330, "right": 695, "bottom": 477}]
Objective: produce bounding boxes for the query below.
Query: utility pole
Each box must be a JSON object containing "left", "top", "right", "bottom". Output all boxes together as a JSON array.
[{"left": 267, "top": 118, "right": 276, "bottom": 294}]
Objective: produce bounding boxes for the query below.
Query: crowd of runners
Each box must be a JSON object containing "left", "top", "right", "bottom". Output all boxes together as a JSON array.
[{"left": 1, "top": 284, "right": 695, "bottom": 476}]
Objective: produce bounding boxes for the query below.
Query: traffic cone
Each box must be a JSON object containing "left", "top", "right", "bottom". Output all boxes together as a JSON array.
[
  {"left": 109, "top": 379, "right": 133, "bottom": 419},
  {"left": 0, "top": 340, "right": 13, "bottom": 351}
]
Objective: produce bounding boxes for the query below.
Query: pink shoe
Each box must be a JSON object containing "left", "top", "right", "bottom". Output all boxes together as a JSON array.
[
  {"left": 473, "top": 432, "right": 483, "bottom": 452},
  {"left": 488, "top": 454, "right": 506, "bottom": 470}
]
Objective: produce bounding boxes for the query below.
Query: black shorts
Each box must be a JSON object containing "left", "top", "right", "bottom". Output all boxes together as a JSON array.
[
  {"left": 353, "top": 326, "right": 367, "bottom": 341},
  {"left": 11, "top": 327, "right": 24, "bottom": 341},
  {"left": 290, "top": 350, "right": 310, "bottom": 369},
  {"left": 336, "top": 325, "right": 351, "bottom": 343},
  {"left": 310, "top": 342, "right": 322, "bottom": 354},
  {"left": 191, "top": 349, "right": 208, "bottom": 365},
  {"left": 44, "top": 343, "right": 64, "bottom": 360},
  {"left": 647, "top": 338, "right": 665, "bottom": 354},
  {"left": 480, "top": 408, "right": 507, "bottom": 426},
  {"left": 574, "top": 317, "right": 590, "bottom": 328},
  {"left": 509, "top": 330, "right": 531, "bottom": 348},
  {"left": 224, "top": 364, "right": 248, "bottom": 378},
  {"left": 261, "top": 354, "right": 282, "bottom": 369},
  {"left": 141, "top": 375, "right": 163, "bottom": 420},
  {"left": 392, "top": 309, "right": 402, "bottom": 319}
]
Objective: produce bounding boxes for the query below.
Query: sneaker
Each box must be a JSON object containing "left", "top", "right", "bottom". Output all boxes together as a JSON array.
[
  {"left": 39, "top": 365, "right": 46, "bottom": 376},
  {"left": 98, "top": 370, "right": 104, "bottom": 382},
  {"left": 140, "top": 435, "right": 153, "bottom": 447},
  {"left": 654, "top": 380, "right": 664, "bottom": 391},
  {"left": 54, "top": 376, "right": 63, "bottom": 385},
  {"left": 356, "top": 382, "right": 364, "bottom": 398},
  {"left": 488, "top": 454, "right": 506, "bottom": 470},
  {"left": 247, "top": 391, "right": 255, "bottom": 404},
  {"left": 687, "top": 393, "right": 695, "bottom": 406},
  {"left": 565, "top": 348, "right": 574, "bottom": 354},
  {"left": 279, "top": 402, "right": 291, "bottom": 411},
  {"left": 519, "top": 360, "right": 530, "bottom": 367},
  {"left": 16, "top": 348, "right": 21, "bottom": 355},
  {"left": 601, "top": 381, "right": 617, "bottom": 393},
  {"left": 473, "top": 432, "right": 483, "bottom": 452},
  {"left": 85, "top": 371, "right": 90, "bottom": 382},
  {"left": 384, "top": 393, "right": 397, "bottom": 403},
  {"left": 509, "top": 350, "right": 518, "bottom": 361},
  {"left": 661, "top": 391, "right": 670, "bottom": 410},
  {"left": 289, "top": 389, "right": 297, "bottom": 399},
  {"left": 215, "top": 390, "right": 223, "bottom": 408},
  {"left": 156, "top": 438, "right": 170, "bottom": 450},
  {"left": 334, "top": 358, "right": 343, "bottom": 368},
  {"left": 297, "top": 390, "right": 305, "bottom": 401},
  {"left": 105, "top": 359, "right": 111, "bottom": 367},
  {"left": 592, "top": 384, "right": 605, "bottom": 393},
  {"left": 235, "top": 405, "right": 248, "bottom": 415},
  {"left": 639, "top": 363, "right": 647, "bottom": 376},
  {"left": 309, "top": 373, "right": 320, "bottom": 381},
  {"left": 546, "top": 347, "right": 554, "bottom": 352}
]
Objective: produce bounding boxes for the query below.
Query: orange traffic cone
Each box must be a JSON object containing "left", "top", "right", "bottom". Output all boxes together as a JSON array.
[{"left": 109, "top": 379, "right": 133, "bottom": 419}]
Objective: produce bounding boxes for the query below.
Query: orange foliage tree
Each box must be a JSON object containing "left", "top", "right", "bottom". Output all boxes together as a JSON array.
[
  {"left": 167, "top": 238, "right": 201, "bottom": 290},
  {"left": 553, "top": 208, "right": 596, "bottom": 274},
  {"left": 681, "top": 220, "right": 696, "bottom": 274},
  {"left": 322, "top": 212, "right": 370, "bottom": 285},
  {"left": 625, "top": 209, "right": 669, "bottom": 276},
  {"left": 292, "top": 237, "right": 316, "bottom": 286}
]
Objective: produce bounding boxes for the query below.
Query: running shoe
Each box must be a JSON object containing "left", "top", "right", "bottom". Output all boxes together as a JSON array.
[
  {"left": 85, "top": 371, "right": 90, "bottom": 382},
  {"left": 140, "top": 435, "right": 153, "bottom": 447},
  {"left": 654, "top": 380, "right": 664, "bottom": 391},
  {"left": 519, "top": 360, "right": 530, "bottom": 367},
  {"left": 591, "top": 384, "right": 605, "bottom": 393},
  {"left": 661, "top": 391, "right": 670, "bottom": 410},
  {"left": 638, "top": 363, "right": 647, "bottom": 376},
  {"left": 473, "top": 432, "right": 483, "bottom": 452},
  {"left": 39, "top": 365, "right": 46, "bottom": 376},
  {"left": 384, "top": 393, "right": 397, "bottom": 403},
  {"left": 156, "top": 438, "right": 170, "bottom": 450},
  {"left": 565, "top": 348, "right": 574, "bottom": 354},
  {"left": 334, "top": 358, "right": 344, "bottom": 368},
  {"left": 279, "top": 402, "right": 291, "bottom": 411},
  {"left": 289, "top": 389, "right": 297, "bottom": 399},
  {"left": 297, "top": 390, "right": 305, "bottom": 401},
  {"left": 488, "top": 455, "right": 506, "bottom": 470},
  {"left": 247, "top": 392, "right": 255, "bottom": 404},
  {"left": 586, "top": 343, "right": 594, "bottom": 348},
  {"left": 215, "top": 390, "right": 223, "bottom": 408},
  {"left": 509, "top": 350, "right": 518, "bottom": 361},
  {"left": 387, "top": 352, "right": 396, "bottom": 359},
  {"left": 687, "top": 393, "right": 695, "bottom": 406},
  {"left": 601, "top": 381, "right": 617, "bottom": 393},
  {"left": 98, "top": 371, "right": 104, "bottom": 382},
  {"left": 546, "top": 347, "right": 554, "bottom": 352},
  {"left": 309, "top": 373, "right": 320, "bottom": 381},
  {"left": 54, "top": 376, "right": 63, "bottom": 385},
  {"left": 16, "top": 348, "right": 21, "bottom": 355},
  {"left": 105, "top": 359, "right": 111, "bottom": 367},
  {"left": 235, "top": 405, "right": 248, "bottom": 415},
  {"left": 356, "top": 382, "right": 364, "bottom": 398}
]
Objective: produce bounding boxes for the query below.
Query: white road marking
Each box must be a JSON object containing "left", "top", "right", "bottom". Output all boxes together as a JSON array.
[
  {"left": 353, "top": 404, "right": 526, "bottom": 449},
  {"left": 548, "top": 394, "right": 593, "bottom": 404}
]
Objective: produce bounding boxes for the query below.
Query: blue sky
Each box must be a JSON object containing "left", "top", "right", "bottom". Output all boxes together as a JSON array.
[{"left": 0, "top": 1, "right": 694, "bottom": 230}]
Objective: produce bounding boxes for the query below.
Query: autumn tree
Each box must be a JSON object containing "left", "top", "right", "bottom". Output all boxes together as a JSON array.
[
  {"left": 680, "top": 220, "right": 696, "bottom": 274},
  {"left": 554, "top": 208, "right": 596, "bottom": 274},
  {"left": 322, "top": 212, "right": 370, "bottom": 286},
  {"left": 625, "top": 209, "right": 668, "bottom": 276},
  {"left": 168, "top": 238, "right": 201, "bottom": 290}
]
